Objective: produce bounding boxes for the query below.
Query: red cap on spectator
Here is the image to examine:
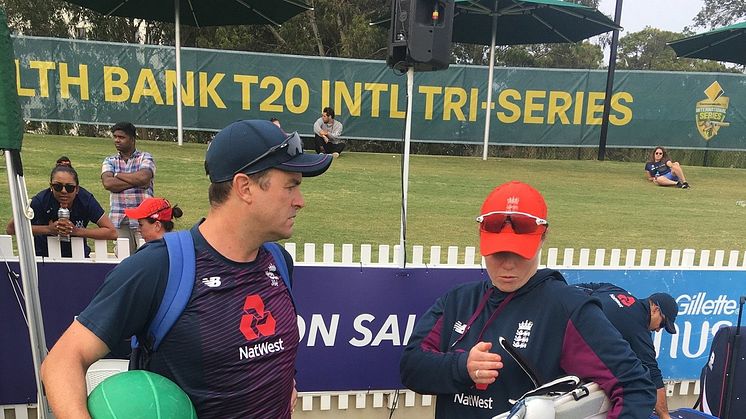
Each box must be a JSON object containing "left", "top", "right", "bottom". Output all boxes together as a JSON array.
[{"left": 125, "top": 198, "right": 173, "bottom": 221}]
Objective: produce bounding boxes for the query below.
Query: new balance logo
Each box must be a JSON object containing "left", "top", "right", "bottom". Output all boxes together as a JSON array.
[
  {"left": 454, "top": 321, "right": 467, "bottom": 334},
  {"left": 201, "top": 276, "right": 221, "bottom": 287}
]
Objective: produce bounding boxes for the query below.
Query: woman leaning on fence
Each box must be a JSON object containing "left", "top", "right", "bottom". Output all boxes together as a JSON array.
[{"left": 5, "top": 162, "right": 117, "bottom": 257}]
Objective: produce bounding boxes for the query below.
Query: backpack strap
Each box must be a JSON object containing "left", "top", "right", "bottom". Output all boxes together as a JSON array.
[
  {"left": 133, "top": 237, "right": 286, "bottom": 355},
  {"left": 148, "top": 230, "right": 196, "bottom": 351},
  {"left": 262, "top": 242, "right": 294, "bottom": 307}
]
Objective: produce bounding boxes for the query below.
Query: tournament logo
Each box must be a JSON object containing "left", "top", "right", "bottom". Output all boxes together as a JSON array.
[
  {"left": 266, "top": 263, "right": 280, "bottom": 287},
  {"left": 695, "top": 81, "right": 730, "bottom": 141}
]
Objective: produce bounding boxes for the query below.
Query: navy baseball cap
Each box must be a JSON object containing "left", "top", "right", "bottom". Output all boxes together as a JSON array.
[
  {"left": 651, "top": 293, "right": 679, "bottom": 334},
  {"left": 205, "top": 120, "right": 333, "bottom": 183}
]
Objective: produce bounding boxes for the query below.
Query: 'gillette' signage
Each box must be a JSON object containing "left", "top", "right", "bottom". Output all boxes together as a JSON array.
[
  {"left": 677, "top": 293, "right": 739, "bottom": 315},
  {"left": 661, "top": 295, "right": 742, "bottom": 361},
  {"left": 650, "top": 293, "right": 743, "bottom": 361}
]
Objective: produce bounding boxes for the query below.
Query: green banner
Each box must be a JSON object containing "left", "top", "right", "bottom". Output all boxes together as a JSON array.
[
  {"left": 0, "top": 11, "right": 23, "bottom": 151},
  {"left": 12, "top": 36, "right": 746, "bottom": 150}
]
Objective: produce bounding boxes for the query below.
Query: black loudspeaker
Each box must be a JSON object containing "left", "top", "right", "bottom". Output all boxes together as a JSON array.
[{"left": 386, "top": 0, "right": 454, "bottom": 72}]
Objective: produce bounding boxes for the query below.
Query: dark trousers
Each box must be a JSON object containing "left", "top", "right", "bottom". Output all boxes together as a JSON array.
[{"left": 314, "top": 134, "right": 346, "bottom": 154}]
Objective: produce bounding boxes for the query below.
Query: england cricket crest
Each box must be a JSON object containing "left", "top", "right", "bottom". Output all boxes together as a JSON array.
[
  {"left": 696, "top": 81, "right": 730, "bottom": 141},
  {"left": 513, "top": 320, "right": 533, "bottom": 349}
]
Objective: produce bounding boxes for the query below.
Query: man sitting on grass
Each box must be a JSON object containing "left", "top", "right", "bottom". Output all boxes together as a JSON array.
[{"left": 313, "top": 106, "right": 345, "bottom": 157}]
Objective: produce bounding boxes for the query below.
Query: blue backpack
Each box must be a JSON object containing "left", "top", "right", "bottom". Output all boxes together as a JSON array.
[{"left": 130, "top": 230, "right": 292, "bottom": 368}]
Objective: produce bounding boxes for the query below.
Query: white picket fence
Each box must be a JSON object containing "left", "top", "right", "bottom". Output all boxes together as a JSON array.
[
  {"left": 2, "top": 235, "right": 740, "bottom": 416},
  {"left": 2, "top": 235, "right": 746, "bottom": 269},
  {"left": 285, "top": 243, "right": 746, "bottom": 270}
]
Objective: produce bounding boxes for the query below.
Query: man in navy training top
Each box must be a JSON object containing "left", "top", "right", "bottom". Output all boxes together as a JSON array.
[
  {"left": 576, "top": 283, "right": 679, "bottom": 419},
  {"left": 400, "top": 180, "right": 655, "bottom": 418},
  {"left": 41, "top": 120, "right": 334, "bottom": 419}
]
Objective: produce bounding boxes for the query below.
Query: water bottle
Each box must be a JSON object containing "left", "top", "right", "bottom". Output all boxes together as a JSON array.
[{"left": 57, "top": 207, "right": 71, "bottom": 242}]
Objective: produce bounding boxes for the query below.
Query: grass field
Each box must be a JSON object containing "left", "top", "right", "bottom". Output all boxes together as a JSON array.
[{"left": 2, "top": 134, "right": 745, "bottom": 256}]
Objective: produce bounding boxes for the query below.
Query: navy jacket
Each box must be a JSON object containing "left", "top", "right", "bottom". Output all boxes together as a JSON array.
[
  {"left": 400, "top": 269, "right": 655, "bottom": 418},
  {"left": 576, "top": 282, "right": 664, "bottom": 389},
  {"left": 30, "top": 187, "right": 105, "bottom": 257}
]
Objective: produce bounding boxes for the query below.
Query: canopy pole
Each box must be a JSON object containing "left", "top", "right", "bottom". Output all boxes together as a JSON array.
[
  {"left": 481, "top": 11, "right": 498, "bottom": 160},
  {"left": 5, "top": 150, "right": 51, "bottom": 418},
  {"left": 598, "top": 0, "right": 623, "bottom": 161},
  {"left": 175, "top": 0, "right": 183, "bottom": 146},
  {"left": 399, "top": 66, "right": 414, "bottom": 268}
]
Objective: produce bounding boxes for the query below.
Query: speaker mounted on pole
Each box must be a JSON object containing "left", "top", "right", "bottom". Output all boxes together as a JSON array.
[{"left": 386, "top": 0, "right": 454, "bottom": 72}]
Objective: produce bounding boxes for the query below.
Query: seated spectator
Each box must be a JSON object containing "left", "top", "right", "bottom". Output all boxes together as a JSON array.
[
  {"left": 313, "top": 106, "right": 345, "bottom": 157},
  {"left": 644, "top": 146, "right": 690, "bottom": 188},
  {"left": 6, "top": 164, "right": 117, "bottom": 257},
  {"left": 124, "top": 197, "right": 183, "bottom": 243}
]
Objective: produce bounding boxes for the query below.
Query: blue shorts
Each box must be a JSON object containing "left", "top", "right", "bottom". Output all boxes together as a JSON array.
[{"left": 660, "top": 171, "right": 679, "bottom": 182}]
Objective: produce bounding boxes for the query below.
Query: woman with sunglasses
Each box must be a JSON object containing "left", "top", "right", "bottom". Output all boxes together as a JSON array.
[
  {"left": 124, "top": 197, "right": 183, "bottom": 244},
  {"left": 6, "top": 164, "right": 117, "bottom": 257},
  {"left": 645, "top": 146, "right": 690, "bottom": 188},
  {"left": 400, "top": 181, "right": 655, "bottom": 418}
]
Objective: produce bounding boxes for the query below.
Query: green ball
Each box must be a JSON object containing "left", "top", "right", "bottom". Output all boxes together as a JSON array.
[{"left": 87, "top": 370, "right": 196, "bottom": 419}]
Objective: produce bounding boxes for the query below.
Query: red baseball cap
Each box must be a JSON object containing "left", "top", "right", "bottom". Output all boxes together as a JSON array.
[
  {"left": 479, "top": 181, "right": 548, "bottom": 259},
  {"left": 125, "top": 197, "right": 173, "bottom": 221}
]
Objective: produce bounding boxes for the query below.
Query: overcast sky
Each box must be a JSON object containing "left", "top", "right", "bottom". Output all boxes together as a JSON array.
[{"left": 597, "top": 0, "right": 705, "bottom": 34}]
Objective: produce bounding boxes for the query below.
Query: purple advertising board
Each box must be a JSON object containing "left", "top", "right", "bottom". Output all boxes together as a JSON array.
[{"left": 1, "top": 261, "right": 743, "bottom": 404}]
